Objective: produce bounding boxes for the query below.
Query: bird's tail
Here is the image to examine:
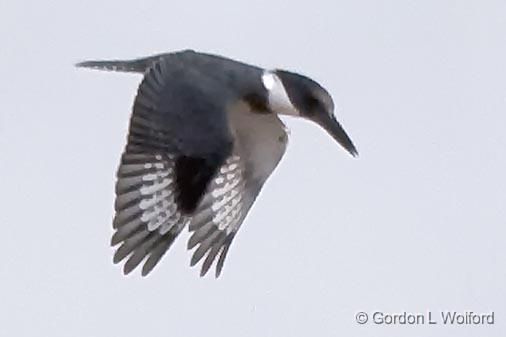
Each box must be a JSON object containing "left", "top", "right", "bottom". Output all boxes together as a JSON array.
[{"left": 75, "top": 53, "right": 169, "bottom": 73}]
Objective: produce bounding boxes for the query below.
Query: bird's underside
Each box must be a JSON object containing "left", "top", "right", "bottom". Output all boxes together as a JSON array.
[{"left": 78, "top": 51, "right": 288, "bottom": 277}]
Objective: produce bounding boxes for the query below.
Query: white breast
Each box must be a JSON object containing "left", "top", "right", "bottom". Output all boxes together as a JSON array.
[{"left": 227, "top": 101, "right": 288, "bottom": 185}]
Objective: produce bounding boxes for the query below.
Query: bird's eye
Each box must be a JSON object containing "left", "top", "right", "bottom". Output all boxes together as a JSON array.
[{"left": 306, "top": 95, "right": 319, "bottom": 109}]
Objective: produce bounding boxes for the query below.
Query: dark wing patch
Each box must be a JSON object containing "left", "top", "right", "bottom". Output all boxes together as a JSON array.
[
  {"left": 175, "top": 156, "right": 218, "bottom": 213},
  {"left": 188, "top": 155, "right": 254, "bottom": 277}
]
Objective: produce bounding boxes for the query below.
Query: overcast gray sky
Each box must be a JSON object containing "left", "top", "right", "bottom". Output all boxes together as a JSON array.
[{"left": 1, "top": 1, "right": 505, "bottom": 336}]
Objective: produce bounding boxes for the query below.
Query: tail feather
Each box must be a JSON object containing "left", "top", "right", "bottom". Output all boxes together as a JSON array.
[{"left": 75, "top": 53, "right": 169, "bottom": 73}]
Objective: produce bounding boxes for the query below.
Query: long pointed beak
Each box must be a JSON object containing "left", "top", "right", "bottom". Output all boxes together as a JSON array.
[{"left": 315, "top": 113, "right": 358, "bottom": 157}]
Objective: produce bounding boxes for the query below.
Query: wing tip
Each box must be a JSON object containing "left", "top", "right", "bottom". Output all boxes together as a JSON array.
[
  {"left": 74, "top": 60, "right": 88, "bottom": 68},
  {"left": 74, "top": 60, "right": 130, "bottom": 72},
  {"left": 75, "top": 60, "right": 104, "bottom": 69}
]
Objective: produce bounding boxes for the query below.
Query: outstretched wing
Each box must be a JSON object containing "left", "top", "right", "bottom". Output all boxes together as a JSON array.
[
  {"left": 112, "top": 152, "right": 189, "bottom": 275},
  {"left": 112, "top": 54, "right": 234, "bottom": 275},
  {"left": 187, "top": 103, "right": 289, "bottom": 277},
  {"left": 187, "top": 154, "right": 254, "bottom": 277}
]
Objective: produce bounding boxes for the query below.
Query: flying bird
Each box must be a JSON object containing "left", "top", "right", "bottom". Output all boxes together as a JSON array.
[{"left": 76, "top": 50, "right": 357, "bottom": 277}]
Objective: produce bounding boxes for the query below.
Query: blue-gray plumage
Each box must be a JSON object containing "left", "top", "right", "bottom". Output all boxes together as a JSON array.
[{"left": 76, "top": 50, "right": 357, "bottom": 277}]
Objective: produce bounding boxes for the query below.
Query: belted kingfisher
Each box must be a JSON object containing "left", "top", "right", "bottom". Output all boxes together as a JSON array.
[{"left": 77, "top": 50, "right": 357, "bottom": 277}]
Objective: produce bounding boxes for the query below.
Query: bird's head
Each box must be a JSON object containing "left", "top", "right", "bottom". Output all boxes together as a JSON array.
[{"left": 262, "top": 69, "right": 358, "bottom": 157}]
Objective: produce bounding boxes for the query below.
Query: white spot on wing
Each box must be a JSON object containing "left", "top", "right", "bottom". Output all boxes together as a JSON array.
[
  {"left": 194, "top": 155, "right": 248, "bottom": 234},
  {"left": 121, "top": 154, "right": 188, "bottom": 234}
]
